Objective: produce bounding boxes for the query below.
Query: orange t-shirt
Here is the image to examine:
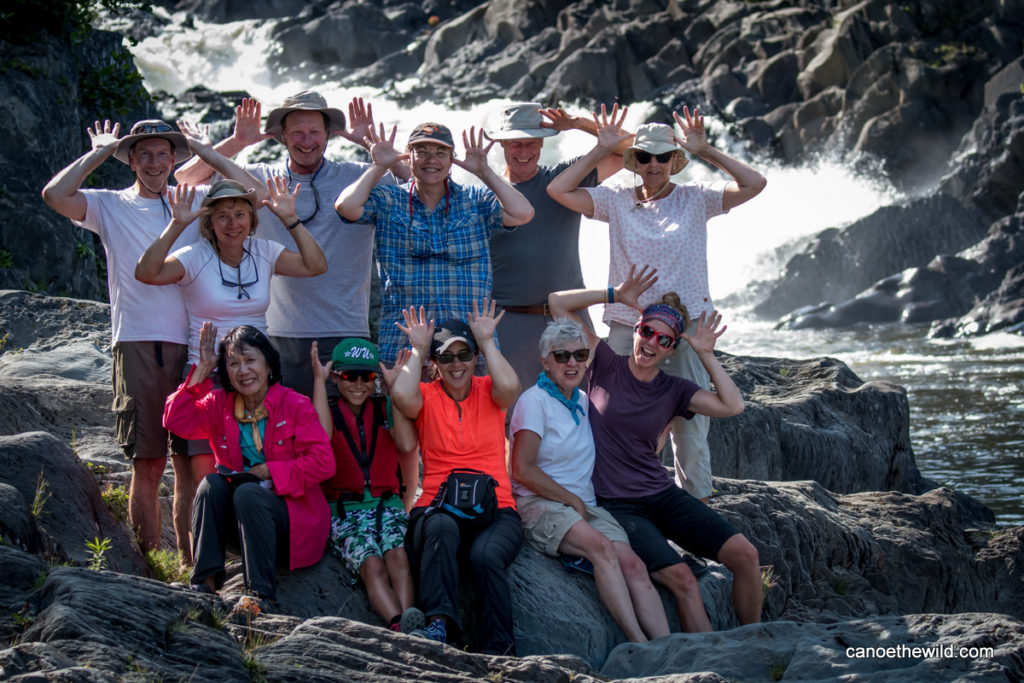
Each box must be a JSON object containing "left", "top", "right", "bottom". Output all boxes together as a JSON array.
[{"left": 416, "top": 376, "right": 515, "bottom": 510}]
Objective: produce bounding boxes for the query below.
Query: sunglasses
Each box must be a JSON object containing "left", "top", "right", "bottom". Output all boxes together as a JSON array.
[
  {"left": 551, "top": 348, "right": 590, "bottom": 363},
  {"left": 217, "top": 249, "right": 258, "bottom": 300},
  {"left": 132, "top": 123, "right": 174, "bottom": 134},
  {"left": 335, "top": 369, "right": 377, "bottom": 383},
  {"left": 435, "top": 348, "right": 475, "bottom": 364},
  {"left": 636, "top": 323, "right": 677, "bottom": 349},
  {"left": 634, "top": 151, "right": 674, "bottom": 165}
]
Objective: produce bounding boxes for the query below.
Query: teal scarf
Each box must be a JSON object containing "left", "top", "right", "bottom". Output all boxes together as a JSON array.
[{"left": 536, "top": 371, "right": 584, "bottom": 425}]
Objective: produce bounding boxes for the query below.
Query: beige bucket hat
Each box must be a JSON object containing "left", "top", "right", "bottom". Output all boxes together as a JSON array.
[
  {"left": 622, "top": 123, "right": 689, "bottom": 174},
  {"left": 264, "top": 90, "right": 346, "bottom": 144},
  {"left": 113, "top": 119, "right": 192, "bottom": 165}
]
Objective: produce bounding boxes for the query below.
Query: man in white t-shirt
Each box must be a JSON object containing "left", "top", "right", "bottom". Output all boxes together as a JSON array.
[
  {"left": 41, "top": 118, "right": 262, "bottom": 560},
  {"left": 176, "top": 90, "right": 406, "bottom": 396}
]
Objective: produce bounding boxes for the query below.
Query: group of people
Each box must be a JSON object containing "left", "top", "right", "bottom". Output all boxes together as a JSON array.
[{"left": 41, "top": 89, "right": 766, "bottom": 653}]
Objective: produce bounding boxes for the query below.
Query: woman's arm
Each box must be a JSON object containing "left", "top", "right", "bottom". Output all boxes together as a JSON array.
[
  {"left": 310, "top": 341, "right": 332, "bottom": 434},
  {"left": 539, "top": 106, "right": 634, "bottom": 182},
  {"left": 548, "top": 264, "right": 659, "bottom": 349},
  {"left": 335, "top": 124, "right": 406, "bottom": 221},
  {"left": 264, "top": 175, "right": 328, "bottom": 277},
  {"left": 163, "top": 322, "right": 219, "bottom": 439},
  {"left": 673, "top": 107, "right": 766, "bottom": 212},
  {"left": 175, "top": 97, "right": 271, "bottom": 185},
  {"left": 546, "top": 104, "right": 632, "bottom": 217},
  {"left": 135, "top": 184, "right": 202, "bottom": 284},
  {"left": 389, "top": 306, "right": 433, "bottom": 420},
  {"left": 454, "top": 127, "right": 534, "bottom": 226},
  {"left": 468, "top": 299, "right": 520, "bottom": 409},
  {"left": 510, "top": 428, "right": 587, "bottom": 518},
  {"left": 178, "top": 120, "right": 269, "bottom": 205},
  {"left": 682, "top": 311, "right": 745, "bottom": 418}
]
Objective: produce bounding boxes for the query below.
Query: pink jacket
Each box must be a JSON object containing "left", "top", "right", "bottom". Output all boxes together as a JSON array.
[{"left": 164, "top": 375, "right": 335, "bottom": 570}]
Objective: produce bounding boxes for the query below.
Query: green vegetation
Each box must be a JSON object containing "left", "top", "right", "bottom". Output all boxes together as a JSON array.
[
  {"left": 101, "top": 483, "right": 129, "bottom": 524},
  {"left": 145, "top": 549, "right": 190, "bottom": 584},
  {"left": 0, "top": 250, "right": 13, "bottom": 268},
  {"left": 81, "top": 47, "right": 151, "bottom": 116},
  {"left": 0, "top": 0, "right": 152, "bottom": 44},
  {"left": 768, "top": 658, "right": 789, "bottom": 681},
  {"left": 85, "top": 536, "right": 112, "bottom": 570},
  {"left": 760, "top": 565, "right": 779, "bottom": 600},
  {"left": 31, "top": 472, "right": 51, "bottom": 518}
]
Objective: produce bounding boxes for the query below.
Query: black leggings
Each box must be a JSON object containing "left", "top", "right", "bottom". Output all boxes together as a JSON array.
[{"left": 407, "top": 507, "right": 522, "bottom": 655}]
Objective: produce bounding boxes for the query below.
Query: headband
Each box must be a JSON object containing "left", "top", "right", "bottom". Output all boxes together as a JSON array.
[{"left": 641, "top": 304, "right": 687, "bottom": 337}]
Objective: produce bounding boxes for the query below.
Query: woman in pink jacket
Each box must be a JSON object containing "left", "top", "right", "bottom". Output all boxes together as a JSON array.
[{"left": 164, "top": 322, "right": 334, "bottom": 609}]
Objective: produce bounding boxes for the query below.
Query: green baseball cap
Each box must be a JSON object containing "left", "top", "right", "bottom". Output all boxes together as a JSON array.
[{"left": 330, "top": 338, "right": 379, "bottom": 372}]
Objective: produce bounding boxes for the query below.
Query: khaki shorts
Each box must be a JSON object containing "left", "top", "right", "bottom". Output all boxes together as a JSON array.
[
  {"left": 112, "top": 341, "right": 187, "bottom": 460},
  {"left": 516, "top": 495, "right": 629, "bottom": 556}
]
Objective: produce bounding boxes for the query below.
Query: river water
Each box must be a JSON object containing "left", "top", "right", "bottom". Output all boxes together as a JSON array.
[{"left": 122, "top": 10, "right": 1024, "bottom": 526}]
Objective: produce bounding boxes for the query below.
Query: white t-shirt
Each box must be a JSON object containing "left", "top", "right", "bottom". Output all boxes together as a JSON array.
[
  {"left": 73, "top": 186, "right": 205, "bottom": 346},
  {"left": 585, "top": 182, "right": 727, "bottom": 325},
  {"left": 170, "top": 237, "right": 286, "bottom": 365},
  {"left": 243, "top": 159, "right": 393, "bottom": 338},
  {"left": 510, "top": 383, "right": 597, "bottom": 504}
]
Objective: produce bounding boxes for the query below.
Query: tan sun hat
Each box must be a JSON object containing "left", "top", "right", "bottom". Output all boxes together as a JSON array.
[
  {"left": 113, "top": 119, "right": 192, "bottom": 165},
  {"left": 484, "top": 103, "right": 557, "bottom": 140},
  {"left": 264, "top": 90, "right": 346, "bottom": 144},
  {"left": 622, "top": 123, "right": 688, "bottom": 174}
]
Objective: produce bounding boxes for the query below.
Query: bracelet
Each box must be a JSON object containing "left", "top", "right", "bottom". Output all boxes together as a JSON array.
[
  {"left": 285, "top": 219, "right": 302, "bottom": 231},
  {"left": 607, "top": 286, "right": 615, "bottom": 304}
]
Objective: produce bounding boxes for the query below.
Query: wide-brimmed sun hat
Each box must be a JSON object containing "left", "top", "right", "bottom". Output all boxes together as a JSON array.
[
  {"left": 623, "top": 123, "right": 689, "bottom": 174},
  {"left": 200, "top": 179, "right": 258, "bottom": 208},
  {"left": 264, "top": 90, "right": 346, "bottom": 144},
  {"left": 484, "top": 103, "right": 557, "bottom": 140},
  {"left": 113, "top": 119, "right": 192, "bottom": 165}
]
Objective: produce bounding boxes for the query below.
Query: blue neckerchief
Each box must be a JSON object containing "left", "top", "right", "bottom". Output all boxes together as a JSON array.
[{"left": 536, "top": 371, "right": 584, "bottom": 425}]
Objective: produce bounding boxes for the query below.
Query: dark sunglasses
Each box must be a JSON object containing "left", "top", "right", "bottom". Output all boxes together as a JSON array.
[
  {"left": 551, "top": 348, "right": 590, "bottom": 363},
  {"left": 336, "top": 369, "right": 377, "bottom": 383},
  {"left": 634, "top": 151, "right": 673, "bottom": 165},
  {"left": 132, "top": 123, "right": 174, "bottom": 134},
  {"left": 636, "top": 323, "right": 677, "bottom": 349},
  {"left": 435, "top": 348, "right": 475, "bottom": 364},
  {"left": 217, "top": 250, "right": 258, "bottom": 300}
]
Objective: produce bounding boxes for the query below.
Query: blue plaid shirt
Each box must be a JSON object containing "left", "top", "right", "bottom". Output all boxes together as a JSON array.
[{"left": 358, "top": 180, "right": 508, "bottom": 363}]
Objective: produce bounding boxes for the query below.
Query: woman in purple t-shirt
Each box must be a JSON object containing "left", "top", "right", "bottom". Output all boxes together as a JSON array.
[{"left": 548, "top": 264, "right": 763, "bottom": 633}]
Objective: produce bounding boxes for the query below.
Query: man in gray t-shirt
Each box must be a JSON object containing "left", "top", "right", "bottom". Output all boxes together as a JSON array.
[
  {"left": 176, "top": 91, "right": 404, "bottom": 395},
  {"left": 485, "top": 103, "right": 629, "bottom": 393}
]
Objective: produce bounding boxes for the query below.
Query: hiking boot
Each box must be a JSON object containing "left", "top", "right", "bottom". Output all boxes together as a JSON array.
[
  {"left": 400, "top": 606, "right": 425, "bottom": 634},
  {"left": 410, "top": 617, "right": 447, "bottom": 644}
]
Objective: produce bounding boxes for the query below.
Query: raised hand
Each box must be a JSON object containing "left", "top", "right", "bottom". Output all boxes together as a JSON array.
[
  {"left": 592, "top": 103, "right": 631, "bottom": 152},
  {"left": 681, "top": 311, "right": 727, "bottom": 355},
  {"left": 310, "top": 340, "right": 331, "bottom": 386},
  {"left": 616, "top": 263, "right": 659, "bottom": 311},
  {"left": 467, "top": 298, "right": 504, "bottom": 343},
  {"left": 379, "top": 347, "right": 411, "bottom": 389},
  {"left": 673, "top": 106, "right": 709, "bottom": 155},
  {"left": 233, "top": 97, "right": 272, "bottom": 146},
  {"left": 339, "top": 96, "right": 375, "bottom": 146},
  {"left": 395, "top": 306, "right": 434, "bottom": 353},
  {"left": 262, "top": 175, "right": 299, "bottom": 223},
  {"left": 88, "top": 120, "right": 121, "bottom": 152},
  {"left": 453, "top": 126, "right": 495, "bottom": 177},
  {"left": 539, "top": 107, "right": 578, "bottom": 132},
  {"left": 364, "top": 123, "right": 407, "bottom": 169},
  {"left": 177, "top": 119, "right": 213, "bottom": 153},
  {"left": 166, "top": 184, "right": 208, "bottom": 227},
  {"left": 197, "top": 321, "right": 219, "bottom": 374}
]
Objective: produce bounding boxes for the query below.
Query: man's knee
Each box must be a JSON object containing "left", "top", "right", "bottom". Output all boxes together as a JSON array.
[
  {"left": 132, "top": 457, "right": 166, "bottom": 487},
  {"left": 718, "top": 534, "right": 759, "bottom": 572},
  {"left": 614, "top": 544, "right": 649, "bottom": 580},
  {"left": 654, "top": 562, "right": 700, "bottom": 597}
]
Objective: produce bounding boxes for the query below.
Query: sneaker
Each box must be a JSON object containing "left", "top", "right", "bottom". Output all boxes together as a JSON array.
[
  {"left": 400, "top": 606, "right": 425, "bottom": 634},
  {"left": 410, "top": 617, "right": 447, "bottom": 644},
  {"left": 560, "top": 554, "right": 595, "bottom": 576}
]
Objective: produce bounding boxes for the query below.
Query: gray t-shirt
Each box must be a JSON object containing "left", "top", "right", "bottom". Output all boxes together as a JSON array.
[
  {"left": 587, "top": 340, "right": 699, "bottom": 499},
  {"left": 245, "top": 159, "right": 394, "bottom": 338},
  {"left": 490, "top": 159, "right": 598, "bottom": 306}
]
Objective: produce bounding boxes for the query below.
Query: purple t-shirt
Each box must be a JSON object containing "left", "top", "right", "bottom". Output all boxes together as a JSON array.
[{"left": 587, "top": 340, "right": 700, "bottom": 498}]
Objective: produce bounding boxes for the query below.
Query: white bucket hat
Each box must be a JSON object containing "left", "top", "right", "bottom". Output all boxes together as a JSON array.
[{"left": 622, "top": 123, "right": 688, "bottom": 174}]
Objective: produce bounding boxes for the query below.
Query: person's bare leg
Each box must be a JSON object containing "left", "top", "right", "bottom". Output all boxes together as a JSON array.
[
  {"left": 360, "top": 555, "right": 403, "bottom": 624},
  {"left": 717, "top": 534, "right": 762, "bottom": 624},
  {"left": 129, "top": 456, "right": 167, "bottom": 551},
  {"left": 652, "top": 563, "right": 712, "bottom": 632},
  {"left": 169, "top": 452, "right": 194, "bottom": 564},
  {"left": 612, "top": 541, "right": 670, "bottom": 639},
  {"left": 560, "top": 521, "right": 647, "bottom": 642},
  {"left": 383, "top": 546, "right": 415, "bottom": 610}
]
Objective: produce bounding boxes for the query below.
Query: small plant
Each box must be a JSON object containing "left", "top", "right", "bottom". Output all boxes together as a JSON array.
[
  {"left": 85, "top": 536, "right": 112, "bottom": 571},
  {"left": 85, "top": 460, "right": 107, "bottom": 476},
  {"left": 0, "top": 250, "right": 13, "bottom": 268},
  {"left": 760, "top": 565, "right": 778, "bottom": 600},
  {"left": 31, "top": 472, "right": 51, "bottom": 518},
  {"left": 101, "top": 483, "right": 129, "bottom": 523},
  {"left": 76, "top": 243, "right": 94, "bottom": 259},
  {"left": 145, "top": 548, "right": 190, "bottom": 584},
  {"left": 31, "top": 569, "right": 48, "bottom": 591},
  {"left": 242, "top": 654, "right": 267, "bottom": 683},
  {"left": 768, "top": 658, "right": 788, "bottom": 681}
]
